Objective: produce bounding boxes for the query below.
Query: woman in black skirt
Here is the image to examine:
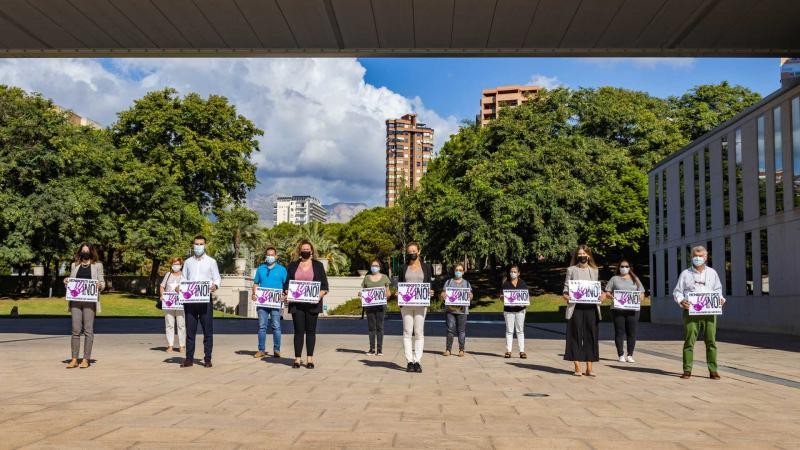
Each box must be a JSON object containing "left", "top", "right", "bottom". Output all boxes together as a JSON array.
[{"left": 562, "top": 245, "right": 601, "bottom": 377}]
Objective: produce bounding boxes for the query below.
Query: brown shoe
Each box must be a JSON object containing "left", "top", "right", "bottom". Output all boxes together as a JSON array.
[
  {"left": 520, "top": 352, "right": 528, "bottom": 359},
  {"left": 203, "top": 360, "right": 213, "bottom": 368},
  {"left": 442, "top": 350, "right": 451, "bottom": 356},
  {"left": 254, "top": 351, "right": 267, "bottom": 358},
  {"left": 710, "top": 371, "right": 721, "bottom": 380},
  {"left": 504, "top": 352, "right": 511, "bottom": 358},
  {"left": 458, "top": 350, "right": 465, "bottom": 357},
  {"left": 79, "top": 359, "right": 90, "bottom": 369},
  {"left": 180, "top": 359, "right": 194, "bottom": 368},
  {"left": 680, "top": 372, "right": 691, "bottom": 379},
  {"left": 273, "top": 351, "right": 281, "bottom": 358},
  {"left": 66, "top": 358, "right": 78, "bottom": 369}
]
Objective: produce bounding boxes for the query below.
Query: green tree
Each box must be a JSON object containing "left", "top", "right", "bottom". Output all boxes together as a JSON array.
[
  {"left": 340, "top": 207, "right": 403, "bottom": 269},
  {"left": 670, "top": 82, "right": 762, "bottom": 142}
]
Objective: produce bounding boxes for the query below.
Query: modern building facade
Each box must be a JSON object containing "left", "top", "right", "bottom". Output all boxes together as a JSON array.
[
  {"left": 385, "top": 114, "right": 434, "bottom": 206},
  {"left": 274, "top": 196, "right": 327, "bottom": 225},
  {"left": 648, "top": 81, "right": 800, "bottom": 335},
  {"left": 479, "top": 85, "right": 540, "bottom": 126},
  {"left": 54, "top": 105, "right": 102, "bottom": 129}
]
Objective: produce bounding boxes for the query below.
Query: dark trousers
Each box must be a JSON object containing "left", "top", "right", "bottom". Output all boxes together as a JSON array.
[
  {"left": 612, "top": 309, "right": 639, "bottom": 357},
  {"left": 292, "top": 308, "right": 319, "bottom": 357},
  {"left": 564, "top": 304, "right": 599, "bottom": 362},
  {"left": 185, "top": 301, "right": 213, "bottom": 362},
  {"left": 365, "top": 307, "right": 385, "bottom": 352},
  {"left": 445, "top": 312, "right": 467, "bottom": 351}
]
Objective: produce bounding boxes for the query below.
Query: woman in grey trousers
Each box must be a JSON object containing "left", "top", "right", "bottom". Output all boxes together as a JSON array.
[{"left": 63, "top": 242, "right": 105, "bottom": 369}]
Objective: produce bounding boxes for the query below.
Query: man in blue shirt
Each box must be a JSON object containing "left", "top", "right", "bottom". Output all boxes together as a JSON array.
[{"left": 251, "top": 247, "right": 288, "bottom": 358}]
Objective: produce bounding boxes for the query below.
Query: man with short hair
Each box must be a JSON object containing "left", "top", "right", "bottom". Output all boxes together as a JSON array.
[
  {"left": 181, "top": 234, "right": 221, "bottom": 368},
  {"left": 251, "top": 247, "right": 287, "bottom": 359},
  {"left": 673, "top": 245, "right": 726, "bottom": 380}
]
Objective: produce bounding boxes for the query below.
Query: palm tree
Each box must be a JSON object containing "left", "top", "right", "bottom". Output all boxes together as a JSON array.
[{"left": 295, "top": 222, "right": 350, "bottom": 275}]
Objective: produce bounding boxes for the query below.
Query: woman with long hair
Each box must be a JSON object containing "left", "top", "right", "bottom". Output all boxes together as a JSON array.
[
  {"left": 63, "top": 242, "right": 105, "bottom": 369},
  {"left": 562, "top": 245, "right": 602, "bottom": 376},
  {"left": 160, "top": 257, "right": 186, "bottom": 354},
  {"left": 398, "top": 242, "right": 432, "bottom": 373},
  {"left": 502, "top": 265, "right": 528, "bottom": 359},
  {"left": 358, "top": 258, "right": 391, "bottom": 356},
  {"left": 603, "top": 259, "right": 645, "bottom": 363},
  {"left": 285, "top": 239, "right": 329, "bottom": 369}
]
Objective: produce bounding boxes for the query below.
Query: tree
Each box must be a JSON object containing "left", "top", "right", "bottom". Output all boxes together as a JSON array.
[
  {"left": 670, "top": 82, "right": 761, "bottom": 142},
  {"left": 213, "top": 205, "right": 260, "bottom": 258},
  {"left": 340, "top": 207, "right": 403, "bottom": 269}
]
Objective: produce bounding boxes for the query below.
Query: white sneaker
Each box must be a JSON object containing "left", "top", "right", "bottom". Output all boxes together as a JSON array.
[
  {"left": 618, "top": 355, "right": 626, "bottom": 363},
  {"left": 626, "top": 355, "right": 635, "bottom": 363}
]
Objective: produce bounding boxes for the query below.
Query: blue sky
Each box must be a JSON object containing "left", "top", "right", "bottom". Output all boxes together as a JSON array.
[{"left": 360, "top": 57, "right": 782, "bottom": 121}]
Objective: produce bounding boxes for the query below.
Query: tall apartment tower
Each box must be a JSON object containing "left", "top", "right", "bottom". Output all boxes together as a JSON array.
[
  {"left": 385, "top": 114, "right": 434, "bottom": 206},
  {"left": 480, "top": 85, "right": 540, "bottom": 126},
  {"left": 273, "top": 195, "right": 328, "bottom": 225}
]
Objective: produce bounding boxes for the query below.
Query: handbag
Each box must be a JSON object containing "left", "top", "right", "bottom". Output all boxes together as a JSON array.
[{"left": 156, "top": 273, "right": 170, "bottom": 310}]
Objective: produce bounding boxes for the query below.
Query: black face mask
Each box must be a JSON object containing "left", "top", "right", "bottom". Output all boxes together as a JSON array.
[
  {"left": 406, "top": 253, "right": 418, "bottom": 263},
  {"left": 80, "top": 252, "right": 91, "bottom": 261},
  {"left": 299, "top": 251, "right": 312, "bottom": 260},
  {"left": 577, "top": 255, "right": 588, "bottom": 264}
]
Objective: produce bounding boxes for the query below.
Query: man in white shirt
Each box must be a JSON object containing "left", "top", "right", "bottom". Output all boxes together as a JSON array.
[
  {"left": 180, "top": 234, "right": 221, "bottom": 368},
  {"left": 672, "top": 245, "right": 726, "bottom": 380}
]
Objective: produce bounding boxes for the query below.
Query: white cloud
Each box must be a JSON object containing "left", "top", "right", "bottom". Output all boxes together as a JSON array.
[
  {"left": 527, "top": 74, "right": 565, "bottom": 89},
  {"left": 0, "top": 58, "right": 459, "bottom": 207},
  {"left": 581, "top": 57, "right": 697, "bottom": 70}
]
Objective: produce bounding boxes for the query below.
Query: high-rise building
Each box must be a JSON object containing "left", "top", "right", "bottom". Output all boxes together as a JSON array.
[
  {"left": 385, "top": 114, "right": 434, "bottom": 206},
  {"left": 274, "top": 196, "right": 327, "bottom": 225},
  {"left": 479, "top": 85, "right": 540, "bottom": 126},
  {"left": 54, "top": 105, "right": 102, "bottom": 129}
]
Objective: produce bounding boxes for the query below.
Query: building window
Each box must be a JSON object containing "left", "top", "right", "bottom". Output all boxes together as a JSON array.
[
  {"left": 745, "top": 231, "right": 754, "bottom": 295},
  {"left": 693, "top": 152, "right": 701, "bottom": 233},
  {"left": 760, "top": 229, "right": 769, "bottom": 295},
  {"left": 735, "top": 128, "right": 744, "bottom": 222},
  {"left": 792, "top": 97, "right": 800, "bottom": 208},
  {"left": 678, "top": 160, "right": 685, "bottom": 237},
  {"left": 704, "top": 146, "right": 712, "bottom": 231},
  {"left": 654, "top": 174, "right": 660, "bottom": 244},
  {"left": 663, "top": 250, "right": 669, "bottom": 298},
  {"left": 722, "top": 136, "right": 730, "bottom": 227},
  {"left": 651, "top": 253, "right": 657, "bottom": 296},
  {"left": 758, "top": 115, "right": 767, "bottom": 216},
  {"left": 662, "top": 171, "right": 668, "bottom": 241},
  {"left": 774, "top": 106, "right": 784, "bottom": 213},
  {"left": 724, "top": 237, "right": 732, "bottom": 296}
]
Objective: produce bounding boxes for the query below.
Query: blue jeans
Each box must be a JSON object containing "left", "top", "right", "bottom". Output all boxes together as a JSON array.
[{"left": 257, "top": 307, "right": 282, "bottom": 352}]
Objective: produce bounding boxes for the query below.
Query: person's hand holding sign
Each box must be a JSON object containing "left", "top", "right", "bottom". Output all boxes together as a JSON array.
[
  {"left": 680, "top": 299, "right": 690, "bottom": 310},
  {"left": 210, "top": 284, "right": 218, "bottom": 293}
]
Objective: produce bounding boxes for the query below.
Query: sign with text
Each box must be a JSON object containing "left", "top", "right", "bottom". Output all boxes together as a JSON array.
[
  {"left": 502, "top": 289, "right": 530, "bottom": 306},
  {"left": 65, "top": 278, "right": 99, "bottom": 302},
  {"left": 180, "top": 280, "right": 211, "bottom": 303},
  {"left": 161, "top": 292, "right": 183, "bottom": 310},
  {"left": 567, "top": 280, "right": 602, "bottom": 304},
  {"left": 360, "top": 287, "right": 388, "bottom": 307},
  {"left": 287, "top": 280, "right": 322, "bottom": 303},
  {"left": 254, "top": 287, "right": 284, "bottom": 309},
  {"left": 444, "top": 287, "right": 471, "bottom": 306},
  {"left": 612, "top": 290, "right": 642, "bottom": 311},
  {"left": 397, "top": 282, "right": 431, "bottom": 307},
  {"left": 687, "top": 292, "right": 723, "bottom": 316}
]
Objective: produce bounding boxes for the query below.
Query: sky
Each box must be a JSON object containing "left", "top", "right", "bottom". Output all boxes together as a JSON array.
[{"left": 0, "top": 57, "right": 783, "bottom": 208}]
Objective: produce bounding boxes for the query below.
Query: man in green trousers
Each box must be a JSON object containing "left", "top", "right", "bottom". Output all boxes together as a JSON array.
[{"left": 672, "top": 245, "right": 726, "bottom": 380}]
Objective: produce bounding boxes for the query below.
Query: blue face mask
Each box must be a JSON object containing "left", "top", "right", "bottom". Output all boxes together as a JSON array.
[
  {"left": 454, "top": 271, "right": 463, "bottom": 279},
  {"left": 370, "top": 266, "right": 380, "bottom": 274},
  {"left": 193, "top": 244, "right": 205, "bottom": 256},
  {"left": 265, "top": 255, "right": 276, "bottom": 265},
  {"left": 692, "top": 256, "right": 705, "bottom": 267}
]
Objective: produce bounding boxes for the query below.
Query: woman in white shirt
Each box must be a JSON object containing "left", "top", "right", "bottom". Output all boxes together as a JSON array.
[{"left": 160, "top": 257, "right": 186, "bottom": 353}]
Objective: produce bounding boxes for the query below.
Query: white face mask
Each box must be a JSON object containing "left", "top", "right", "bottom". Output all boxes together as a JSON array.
[
  {"left": 692, "top": 256, "right": 705, "bottom": 267},
  {"left": 171, "top": 264, "right": 182, "bottom": 272},
  {"left": 619, "top": 267, "right": 630, "bottom": 275}
]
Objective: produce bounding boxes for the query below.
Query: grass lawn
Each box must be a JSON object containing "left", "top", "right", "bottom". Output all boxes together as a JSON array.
[
  {"left": 0, "top": 293, "right": 241, "bottom": 318},
  {"left": 329, "top": 293, "right": 651, "bottom": 322}
]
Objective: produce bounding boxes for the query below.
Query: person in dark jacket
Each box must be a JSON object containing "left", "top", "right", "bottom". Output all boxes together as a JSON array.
[
  {"left": 398, "top": 242, "right": 433, "bottom": 373},
  {"left": 284, "top": 239, "right": 329, "bottom": 369}
]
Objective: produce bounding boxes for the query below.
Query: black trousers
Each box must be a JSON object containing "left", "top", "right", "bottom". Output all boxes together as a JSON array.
[
  {"left": 365, "top": 307, "right": 385, "bottom": 352},
  {"left": 612, "top": 309, "right": 639, "bottom": 357},
  {"left": 292, "top": 308, "right": 319, "bottom": 357},
  {"left": 564, "top": 304, "right": 599, "bottom": 362},
  {"left": 185, "top": 301, "right": 213, "bottom": 362}
]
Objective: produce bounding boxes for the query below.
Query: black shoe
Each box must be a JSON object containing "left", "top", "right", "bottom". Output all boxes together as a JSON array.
[
  {"left": 180, "top": 359, "right": 193, "bottom": 368},
  {"left": 307, "top": 362, "right": 315, "bottom": 369},
  {"left": 406, "top": 362, "right": 415, "bottom": 372},
  {"left": 414, "top": 362, "right": 422, "bottom": 373},
  {"left": 293, "top": 362, "right": 301, "bottom": 369},
  {"left": 203, "top": 360, "right": 212, "bottom": 368}
]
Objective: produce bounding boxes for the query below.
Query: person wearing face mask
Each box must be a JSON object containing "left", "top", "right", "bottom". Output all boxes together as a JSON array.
[
  {"left": 441, "top": 263, "right": 473, "bottom": 357},
  {"left": 398, "top": 242, "right": 433, "bottom": 373},
  {"left": 160, "top": 257, "right": 186, "bottom": 354},
  {"left": 673, "top": 245, "right": 726, "bottom": 380},
  {"left": 358, "top": 258, "right": 391, "bottom": 356},
  {"left": 285, "top": 240, "right": 329, "bottom": 369},
  {"left": 251, "top": 247, "right": 288, "bottom": 359},
  {"left": 562, "top": 245, "right": 602, "bottom": 377},
  {"left": 63, "top": 242, "right": 106, "bottom": 369},
  {"left": 180, "top": 234, "right": 221, "bottom": 368},
  {"left": 502, "top": 265, "right": 528, "bottom": 359},
  {"left": 603, "top": 260, "right": 645, "bottom": 363}
]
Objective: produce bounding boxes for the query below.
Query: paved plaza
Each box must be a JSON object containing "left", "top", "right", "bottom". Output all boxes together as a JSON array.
[{"left": 1, "top": 317, "right": 799, "bottom": 449}]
